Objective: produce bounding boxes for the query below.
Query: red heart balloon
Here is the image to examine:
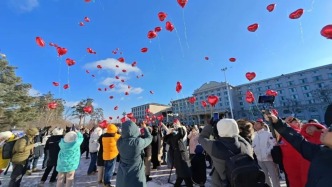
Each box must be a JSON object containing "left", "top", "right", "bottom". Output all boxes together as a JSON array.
[
  {"left": 122, "top": 69, "right": 127, "bottom": 73},
  {"left": 36, "top": 37, "right": 45, "bottom": 47},
  {"left": 109, "top": 84, "right": 115, "bottom": 89},
  {"left": 176, "top": 81, "right": 182, "bottom": 93},
  {"left": 147, "top": 30, "right": 157, "bottom": 39},
  {"left": 99, "top": 120, "right": 108, "bottom": 128},
  {"left": 289, "top": 8, "right": 304, "bottom": 19},
  {"left": 245, "top": 72, "right": 256, "bottom": 81},
  {"left": 247, "top": 23, "right": 259, "bottom": 32},
  {"left": 157, "top": 115, "right": 164, "bottom": 121},
  {"left": 207, "top": 95, "right": 219, "bottom": 107},
  {"left": 155, "top": 27, "right": 162, "bottom": 32},
  {"left": 141, "top": 48, "right": 148, "bottom": 53},
  {"left": 83, "top": 106, "right": 93, "bottom": 114},
  {"left": 158, "top": 12, "right": 167, "bottom": 21},
  {"left": 57, "top": 47, "right": 67, "bottom": 56},
  {"left": 63, "top": 84, "right": 69, "bottom": 89},
  {"left": 229, "top": 57, "right": 236, "bottom": 62},
  {"left": 146, "top": 108, "right": 150, "bottom": 113},
  {"left": 79, "top": 22, "right": 84, "bottom": 26},
  {"left": 188, "top": 96, "right": 196, "bottom": 104},
  {"left": 271, "top": 109, "right": 279, "bottom": 116},
  {"left": 121, "top": 117, "right": 126, "bottom": 123},
  {"left": 201, "top": 101, "right": 207, "bottom": 108},
  {"left": 52, "top": 82, "right": 59, "bottom": 86},
  {"left": 321, "top": 25, "right": 332, "bottom": 39},
  {"left": 166, "top": 21, "right": 174, "bottom": 32},
  {"left": 131, "top": 61, "right": 137, "bottom": 67},
  {"left": 121, "top": 79, "right": 125, "bottom": 82},
  {"left": 267, "top": 4, "right": 275, "bottom": 12},
  {"left": 205, "top": 57, "right": 209, "bottom": 60},
  {"left": 97, "top": 65, "right": 102, "bottom": 69},
  {"left": 66, "top": 58, "right": 75, "bottom": 66},
  {"left": 245, "top": 91, "right": 255, "bottom": 103},
  {"left": 118, "top": 57, "right": 125, "bottom": 62},
  {"left": 177, "top": 0, "right": 188, "bottom": 8},
  {"left": 84, "top": 16, "right": 90, "bottom": 22},
  {"left": 47, "top": 102, "right": 57, "bottom": 109},
  {"left": 150, "top": 90, "right": 154, "bottom": 94},
  {"left": 98, "top": 88, "right": 102, "bottom": 91},
  {"left": 266, "top": 89, "right": 278, "bottom": 96},
  {"left": 114, "top": 106, "right": 118, "bottom": 110},
  {"left": 115, "top": 76, "right": 119, "bottom": 79},
  {"left": 127, "top": 113, "right": 134, "bottom": 119},
  {"left": 109, "top": 96, "right": 114, "bottom": 99},
  {"left": 125, "top": 92, "right": 129, "bottom": 95}
]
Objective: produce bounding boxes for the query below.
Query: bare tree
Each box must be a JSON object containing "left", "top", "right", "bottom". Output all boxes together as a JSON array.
[{"left": 311, "top": 87, "right": 332, "bottom": 104}]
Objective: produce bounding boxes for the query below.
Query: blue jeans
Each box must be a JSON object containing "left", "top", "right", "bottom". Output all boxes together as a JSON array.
[
  {"left": 87, "top": 152, "right": 98, "bottom": 174},
  {"left": 104, "top": 158, "right": 116, "bottom": 185}
]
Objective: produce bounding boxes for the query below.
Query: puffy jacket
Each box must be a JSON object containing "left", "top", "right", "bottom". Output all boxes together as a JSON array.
[
  {"left": 252, "top": 129, "right": 276, "bottom": 161},
  {"left": 89, "top": 127, "right": 102, "bottom": 153},
  {"left": 188, "top": 130, "right": 199, "bottom": 154},
  {"left": 272, "top": 119, "right": 332, "bottom": 187},
  {"left": 56, "top": 132, "right": 83, "bottom": 172},
  {"left": 12, "top": 128, "right": 39, "bottom": 164},
  {"left": 0, "top": 134, "right": 15, "bottom": 169},
  {"left": 101, "top": 124, "right": 120, "bottom": 160}
]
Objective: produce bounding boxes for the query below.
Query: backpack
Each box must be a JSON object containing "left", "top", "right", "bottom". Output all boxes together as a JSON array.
[
  {"left": 2, "top": 136, "right": 29, "bottom": 159},
  {"left": 222, "top": 140, "right": 266, "bottom": 187}
]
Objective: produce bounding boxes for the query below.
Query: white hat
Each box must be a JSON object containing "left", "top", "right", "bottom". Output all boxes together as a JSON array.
[
  {"left": 64, "top": 131, "right": 77, "bottom": 143},
  {"left": 52, "top": 128, "right": 64, "bottom": 136},
  {"left": 0, "top": 131, "right": 14, "bottom": 140},
  {"left": 94, "top": 127, "right": 103, "bottom": 136},
  {"left": 216, "top": 118, "right": 240, "bottom": 138}
]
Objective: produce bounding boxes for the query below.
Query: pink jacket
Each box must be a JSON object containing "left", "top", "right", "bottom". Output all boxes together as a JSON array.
[{"left": 188, "top": 131, "right": 199, "bottom": 154}]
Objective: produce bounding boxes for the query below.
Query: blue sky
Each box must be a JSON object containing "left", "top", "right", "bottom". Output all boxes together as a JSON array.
[{"left": 0, "top": 0, "right": 331, "bottom": 122}]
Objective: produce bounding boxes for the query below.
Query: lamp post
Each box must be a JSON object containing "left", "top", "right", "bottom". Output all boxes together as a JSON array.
[{"left": 221, "top": 67, "right": 234, "bottom": 119}]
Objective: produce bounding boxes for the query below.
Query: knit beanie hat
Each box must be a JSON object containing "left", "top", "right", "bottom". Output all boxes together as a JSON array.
[
  {"left": 216, "top": 118, "right": 240, "bottom": 138},
  {"left": 194, "top": 144, "right": 204, "bottom": 154},
  {"left": 52, "top": 128, "right": 64, "bottom": 136},
  {"left": 64, "top": 131, "right": 77, "bottom": 143},
  {"left": 26, "top": 127, "right": 39, "bottom": 137}
]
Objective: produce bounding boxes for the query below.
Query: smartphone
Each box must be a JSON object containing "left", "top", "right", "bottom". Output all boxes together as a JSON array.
[
  {"left": 258, "top": 95, "right": 275, "bottom": 104},
  {"left": 213, "top": 112, "right": 219, "bottom": 122}
]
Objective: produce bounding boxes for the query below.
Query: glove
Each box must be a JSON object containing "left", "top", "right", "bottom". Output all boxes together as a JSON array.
[{"left": 34, "top": 142, "right": 41, "bottom": 147}]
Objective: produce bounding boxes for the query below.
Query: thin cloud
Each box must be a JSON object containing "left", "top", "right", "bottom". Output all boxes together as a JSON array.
[
  {"left": 64, "top": 101, "right": 99, "bottom": 108},
  {"left": 8, "top": 0, "right": 39, "bottom": 13},
  {"left": 85, "top": 58, "right": 142, "bottom": 75},
  {"left": 28, "top": 88, "right": 40, "bottom": 96}
]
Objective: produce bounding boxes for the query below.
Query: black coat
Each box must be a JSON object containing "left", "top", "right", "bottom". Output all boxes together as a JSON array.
[
  {"left": 273, "top": 119, "right": 332, "bottom": 187},
  {"left": 44, "top": 135, "right": 63, "bottom": 166},
  {"left": 191, "top": 154, "right": 207, "bottom": 184},
  {"left": 151, "top": 127, "right": 161, "bottom": 164},
  {"left": 164, "top": 127, "right": 191, "bottom": 178}
]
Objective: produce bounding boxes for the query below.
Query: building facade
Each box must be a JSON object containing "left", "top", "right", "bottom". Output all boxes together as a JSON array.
[
  {"left": 131, "top": 64, "right": 332, "bottom": 125},
  {"left": 131, "top": 103, "right": 171, "bottom": 123}
]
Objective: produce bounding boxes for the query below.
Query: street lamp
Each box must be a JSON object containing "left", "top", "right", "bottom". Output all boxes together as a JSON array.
[{"left": 221, "top": 67, "right": 234, "bottom": 119}]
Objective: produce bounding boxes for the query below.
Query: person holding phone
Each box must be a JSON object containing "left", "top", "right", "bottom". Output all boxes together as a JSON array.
[{"left": 263, "top": 111, "right": 332, "bottom": 187}]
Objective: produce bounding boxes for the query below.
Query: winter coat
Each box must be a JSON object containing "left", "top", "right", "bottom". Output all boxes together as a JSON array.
[
  {"left": 0, "top": 135, "right": 15, "bottom": 169},
  {"left": 191, "top": 146, "right": 206, "bottom": 185},
  {"left": 151, "top": 126, "right": 161, "bottom": 165},
  {"left": 116, "top": 121, "right": 152, "bottom": 187},
  {"left": 299, "top": 123, "right": 326, "bottom": 186},
  {"left": 89, "top": 128, "right": 102, "bottom": 153},
  {"left": 101, "top": 124, "right": 120, "bottom": 161},
  {"left": 198, "top": 124, "right": 253, "bottom": 187},
  {"left": 33, "top": 134, "right": 44, "bottom": 157},
  {"left": 188, "top": 130, "right": 199, "bottom": 154},
  {"left": 80, "top": 132, "right": 90, "bottom": 150},
  {"left": 273, "top": 119, "right": 332, "bottom": 187},
  {"left": 44, "top": 135, "right": 63, "bottom": 166},
  {"left": 56, "top": 132, "right": 83, "bottom": 172},
  {"left": 143, "top": 127, "right": 152, "bottom": 158},
  {"left": 97, "top": 136, "right": 104, "bottom": 166},
  {"left": 279, "top": 124, "right": 307, "bottom": 187},
  {"left": 164, "top": 127, "right": 192, "bottom": 178},
  {"left": 252, "top": 129, "right": 276, "bottom": 161},
  {"left": 12, "top": 128, "right": 39, "bottom": 164}
]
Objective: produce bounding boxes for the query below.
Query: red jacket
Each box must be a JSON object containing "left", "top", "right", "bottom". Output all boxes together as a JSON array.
[
  {"left": 298, "top": 123, "right": 326, "bottom": 186},
  {"left": 280, "top": 125, "right": 305, "bottom": 187}
]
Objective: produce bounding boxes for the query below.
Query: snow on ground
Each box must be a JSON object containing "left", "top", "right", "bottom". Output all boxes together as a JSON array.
[{"left": 0, "top": 156, "right": 286, "bottom": 187}]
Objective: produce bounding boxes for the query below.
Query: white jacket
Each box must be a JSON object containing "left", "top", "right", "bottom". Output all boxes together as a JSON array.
[
  {"left": 252, "top": 129, "right": 276, "bottom": 161},
  {"left": 89, "top": 127, "right": 102, "bottom": 153}
]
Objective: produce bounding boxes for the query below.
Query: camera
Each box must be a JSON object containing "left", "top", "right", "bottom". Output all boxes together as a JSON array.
[{"left": 258, "top": 96, "right": 275, "bottom": 104}]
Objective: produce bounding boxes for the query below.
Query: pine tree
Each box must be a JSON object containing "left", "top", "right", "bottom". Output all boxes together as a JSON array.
[{"left": 0, "top": 56, "right": 38, "bottom": 130}]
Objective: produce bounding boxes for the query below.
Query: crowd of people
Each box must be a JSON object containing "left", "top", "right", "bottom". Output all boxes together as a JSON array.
[{"left": 0, "top": 112, "right": 332, "bottom": 187}]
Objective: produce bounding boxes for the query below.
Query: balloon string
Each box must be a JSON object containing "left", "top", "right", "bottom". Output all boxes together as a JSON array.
[
  {"left": 306, "top": 0, "right": 316, "bottom": 12},
  {"left": 182, "top": 9, "right": 190, "bottom": 49},
  {"left": 57, "top": 57, "right": 62, "bottom": 97},
  {"left": 67, "top": 66, "right": 71, "bottom": 95},
  {"left": 299, "top": 21, "right": 305, "bottom": 44},
  {"left": 174, "top": 27, "right": 185, "bottom": 58}
]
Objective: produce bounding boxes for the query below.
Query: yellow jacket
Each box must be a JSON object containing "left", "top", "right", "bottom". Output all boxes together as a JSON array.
[
  {"left": 0, "top": 135, "right": 16, "bottom": 169},
  {"left": 102, "top": 124, "right": 120, "bottom": 160}
]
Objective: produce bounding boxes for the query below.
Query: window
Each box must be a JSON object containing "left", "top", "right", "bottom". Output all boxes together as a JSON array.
[
  {"left": 289, "top": 88, "right": 296, "bottom": 92},
  {"left": 301, "top": 85, "right": 310, "bottom": 91},
  {"left": 281, "top": 96, "right": 285, "bottom": 100},
  {"left": 328, "top": 73, "right": 332, "bottom": 79},
  {"left": 276, "top": 83, "right": 282, "bottom": 88},
  {"left": 266, "top": 85, "right": 272, "bottom": 89},
  {"left": 308, "top": 100, "right": 315, "bottom": 104},
  {"left": 257, "top": 87, "right": 262, "bottom": 91},
  {"left": 226, "top": 102, "right": 230, "bottom": 105},
  {"left": 313, "top": 75, "right": 322, "bottom": 81},
  {"left": 239, "top": 102, "right": 243, "bottom": 106},
  {"left": 238, "top": 91, "right": 242, "bottom": 95},
  {"left": 224, "top": 91, "right": 228, "bottom": 95},
  {"left": 292, "top": 94, "right": 299, "bottom": 99},
  {"left": 288, "top": 81, "right": 294, "bottom": 86},
  {"left": 305, "top": 93, "right": 312, "bottom": 97},
  {"left": 219, "top": 98, "right": 222, "bottom": 101},
  {"left": 317, "top": 83, "right": 325, "bottom": 88},
  {"left": 217, "top": 93, "right": 221, "bottom": 96},
  {"left": 219, "top": 103, "right": 222, "bottom": 107},
  {"left": 299, "top": 78, "right": 307, "bottom": 83},
  {"left": 277, "top": 90, "right": 283, "bottom": 94},
  {"left": 238, "top": 97, "right": 242, "bottom": 100}
]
